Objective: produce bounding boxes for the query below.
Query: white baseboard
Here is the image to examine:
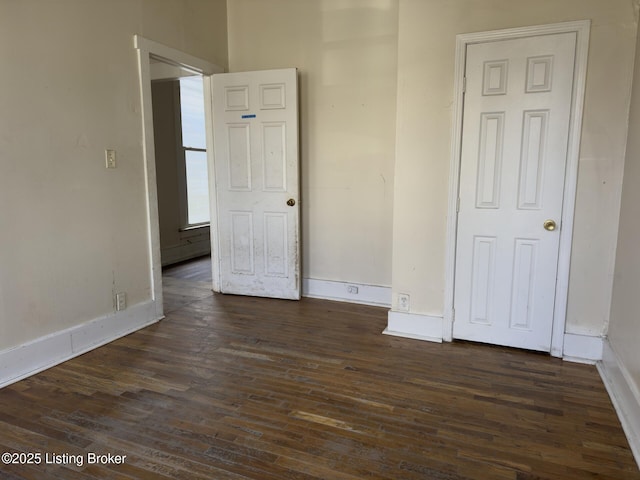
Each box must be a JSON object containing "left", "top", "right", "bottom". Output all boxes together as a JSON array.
[
  {"left": 302, "top": 278, "right": 391, "bottom": 307},
  {"left": 597, "top": 339, "right": 640, "bottom": 468},
  {"left": 161, "top": 240, "right": 211, "bottom": 267},
  {"left": 383, "top": 310, "right": 444, "bottom": 343},
  {"left": 562, "top": 333, "right": 604, "bottom": 364},
  {"left": 0, "top": 300, "right": 162, "bottom": 389}
]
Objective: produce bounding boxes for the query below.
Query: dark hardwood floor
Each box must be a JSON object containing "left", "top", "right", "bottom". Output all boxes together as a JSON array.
[
  {"left": 0, "top": 256, "right": 638, "bottom": 479},
  {"left": 163, "top": 256, "right": 213, "bottom": 283}
]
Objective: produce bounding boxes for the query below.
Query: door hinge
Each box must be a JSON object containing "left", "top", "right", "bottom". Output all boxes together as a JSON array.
[
  {"left": 462, "top": 77, "right": 466, "bottom": 94},
  {"left": 456, "top": 197, "right": 460, "bottom": 213},
  {"left": 451, "top": 308, "right": 455, "bottom": 322}
]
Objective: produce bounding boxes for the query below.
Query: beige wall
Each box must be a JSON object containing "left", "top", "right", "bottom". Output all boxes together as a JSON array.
[
  {"left": 608, "top": 20, "right": 640, "bottom": 398},
  {"left": 226, "top": 0, "right": 638, "bottom": 337},
  {"left": 0, "top": 0, "right": 227, "bottom": 350},
  {"left": 391, "top": 0, "right": 637, "bottom": 336},
  {"left": 226, "top": 0, "right": 399, "bottom": 287},
  {"left": 1, "top": 0, "right": 636, "bottom": 355}
]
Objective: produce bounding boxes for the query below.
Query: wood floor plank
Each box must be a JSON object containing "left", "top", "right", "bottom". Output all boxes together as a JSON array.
[{"left": 0, "top": 256, "right": 638, "bottom": 479}]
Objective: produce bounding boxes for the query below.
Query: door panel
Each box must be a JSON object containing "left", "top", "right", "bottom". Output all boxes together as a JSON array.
[
  {"left": 212, "top": 68, "right": 300, "bottom": 299},
  {"left": 453, "top": 33, "right": 576, "bottom": 351}
]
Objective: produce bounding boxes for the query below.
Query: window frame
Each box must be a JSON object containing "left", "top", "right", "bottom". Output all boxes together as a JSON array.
[{"left": 174, "top": 76, "right": 210, "bottom": 230}]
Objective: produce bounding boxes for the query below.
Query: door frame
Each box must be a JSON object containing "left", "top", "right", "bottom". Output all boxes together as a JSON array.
[
  {"left": 134, "top": 36, "right": 224, "bottom": 319},
  {"left": 443, "top": 21, "right": 590, "bottom": 357}
]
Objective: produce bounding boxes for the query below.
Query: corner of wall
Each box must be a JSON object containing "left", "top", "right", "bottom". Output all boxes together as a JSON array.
[
  {"left": 0, "top": 300, "right": 162, "bottom": 389},
  {"left": 597, "top": 339, "right": 640, "bottom": 469},
  {"left": 383, "top": 310, "right": 444, "bottom": 343},
  {"left": 562, "top": 333, "right": 604, "bottom": 364}
]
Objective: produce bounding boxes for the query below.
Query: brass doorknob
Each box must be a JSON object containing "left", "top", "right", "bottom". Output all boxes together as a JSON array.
[
  {"left": 543, "top": 219, "right": 557, "bottom": 231},
  {"left": 287, "top": 198, "right": 296, "bottom": 207}
]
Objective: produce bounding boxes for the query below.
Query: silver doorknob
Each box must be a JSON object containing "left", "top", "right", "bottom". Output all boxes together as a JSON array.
[{"left": 543, "top": 219, "right": 557, "bottom": 231}]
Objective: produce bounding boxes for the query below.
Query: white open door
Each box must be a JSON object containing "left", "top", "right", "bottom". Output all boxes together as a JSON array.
[
  {"left": 211, "top": 68, "right": 300, "bottom": 300},
  {"left": 453, "top": 33, "right": 576, "bottom": 351}
]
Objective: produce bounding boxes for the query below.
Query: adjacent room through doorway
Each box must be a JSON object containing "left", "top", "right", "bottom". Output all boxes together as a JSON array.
[{"left": 150, "top": 63, "right": 213, "bottom": 270}]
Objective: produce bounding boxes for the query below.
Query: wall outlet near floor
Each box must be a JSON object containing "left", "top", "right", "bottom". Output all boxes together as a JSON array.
[
  {"left": 397, "top": 293, "right": 410, "bottom": 312},
  {"left": 347, "top": 285, "right": 359, "bottom": 294},
  {"left": 115, "top": 292, "right": 127, "bottom": 311},
  {"left": 105, "top": 149, "right": 117, "bottom": 169}
]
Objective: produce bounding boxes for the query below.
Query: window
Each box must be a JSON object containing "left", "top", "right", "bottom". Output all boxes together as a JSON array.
[{"left": 179, "top": 76, "right": 209, "bottom": 226}]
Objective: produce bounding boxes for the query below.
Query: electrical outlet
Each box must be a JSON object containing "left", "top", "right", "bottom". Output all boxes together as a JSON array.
[
  {"left": 347, "top": 285, "right": 359, "bottom": 294},
  {"left": 105, "top": 149, "right": 117, "bottom": 169},
  {"left": 116, "top": 292, "right": 126, "bottom": 311},
  {"left": 397, "top": 293, "right": 410, "bottom": 312}
]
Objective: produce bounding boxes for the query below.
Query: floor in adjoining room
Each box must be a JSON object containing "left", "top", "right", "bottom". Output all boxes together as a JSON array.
[{"left": 0, "top": 255, "right": 638, "bottom": 479}]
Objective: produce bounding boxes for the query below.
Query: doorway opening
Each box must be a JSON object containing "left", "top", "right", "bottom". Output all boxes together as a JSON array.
[
  {"left": 151, "top": 65, "right": 210, "bottom": 268},
  {"left": 134, "top": 36, "right": 223, "bottom": 319}
]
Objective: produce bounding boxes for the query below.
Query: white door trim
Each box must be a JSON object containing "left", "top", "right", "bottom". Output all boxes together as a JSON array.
[
  {"left": 443, "top": 21, "right": 590, "bottom": 357},
  {"left": 134, "top": 35, "right": 224, "bottom": 316}
]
